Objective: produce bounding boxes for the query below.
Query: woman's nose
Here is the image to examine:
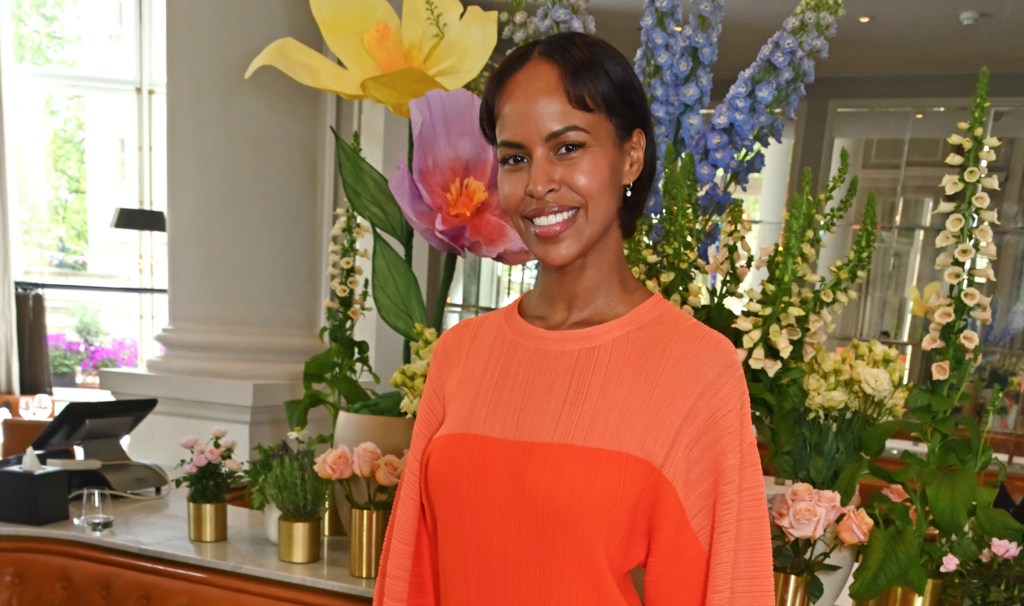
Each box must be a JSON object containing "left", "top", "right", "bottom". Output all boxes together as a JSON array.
[{"left": 525, "top": 158, "right": 558, "bottom": 199}]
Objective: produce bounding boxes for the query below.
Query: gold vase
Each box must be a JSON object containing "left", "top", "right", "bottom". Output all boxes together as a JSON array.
[
  {"left": 874, "top": 580, "right": 944, "bottom": 606},
  {"left": 323, "top": 487, "right": 344, "bottom": 536},
  {"left": 774, "top": 572, "right": 808, "bottom": 606},
  {"left": 187, "top": 501, "right": 227, "bottom": 543},
  {"left": 349, "top": 508, "right": 387, "bottom": 578},
  {"left": 278, "top": 517, "right": 322, "bottom": 563}
]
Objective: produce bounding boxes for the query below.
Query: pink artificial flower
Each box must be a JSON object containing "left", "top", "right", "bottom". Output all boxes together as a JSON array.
[
  {"left": 180, "top": 436, "right": 200, "bottom": 449},
  {"left": 314, "top": 446, "right": 354, "bottom": 481},
  {"left": 990, "top": 538, "right": 1022, "bottom": 560},
  {"left": 352, "top": 442, "right": 383, "bottom": 479},
  {"left": 192, "top": 451, "right": 209, "bottom": 468},
  {"left": 939, "top": 553, "right": 960, "bottom": 573},
  {"left": 389, "top": 88, "right": 532, "bottom": 265},
  {"left": 881, "top": 484, "right": 910, "bottom": 503},
  {"left": 224, "top": 459, "right": 242, "bottom": 473},
  {"left": 779, "top": 500, "right": 829, "bottom": 541},
  {"left": 374, "top": 454, "right": 404, "bottom": 488},
  {"left": 211, "top": 426, "right": 227, "bottom": 439},
  {"left": 206, "top": 447, "right": 222, "bottom": 463},
  {"left": 836, "top": 507, "right": 874, "bottom": 545}
]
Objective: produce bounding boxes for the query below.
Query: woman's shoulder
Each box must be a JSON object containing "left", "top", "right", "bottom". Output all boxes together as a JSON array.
[{"left": 644, "top": 298, "right": 740, "bottom": 360}]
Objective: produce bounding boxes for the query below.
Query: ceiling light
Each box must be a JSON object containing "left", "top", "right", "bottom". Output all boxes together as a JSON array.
[
  {"left": 914, "top": 113, "right": 925, "bottom": 119},
  {"left": 858, "top": 16, "right": 871, "bottom": 23}
]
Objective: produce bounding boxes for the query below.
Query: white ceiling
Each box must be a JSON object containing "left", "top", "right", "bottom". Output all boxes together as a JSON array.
[{"left": 571, "top": 0, "right": 1024, "bottom": 80}]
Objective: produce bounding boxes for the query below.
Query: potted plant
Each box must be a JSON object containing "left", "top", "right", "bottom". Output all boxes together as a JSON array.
[
  {"left": 315, "top": 441, "right": 404, "bottom": 578},
  {"left": 261, "top": 433, "right": 331, "bottom": 564},
  {"left": 173, "top": 426, "right": 243, "bottom": 542},
  {"left": 47, "top": 334, "right": 84, "bottom": 387}
]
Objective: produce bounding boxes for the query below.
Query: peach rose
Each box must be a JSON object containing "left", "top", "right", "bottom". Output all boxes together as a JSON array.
[
  {"left": 374, "top": 454, "right": 403, "bottom": 488},
  {"left": 352, "top": 442, "right": 383, "bottom": 478},
  {"left": 815, "top": 490, "right": 845, "bottom": 524},
  {"left": 314, "top": 446, "right": 354, "bottom": 481},
  {"left": 881, "top": 484, "right": 910, "bottom": 503},
  {"left": 779, "top": 500, "right": 829, "bottom": 541},
  {"left": 770, "top": 493, "right": 791, "bottom": 527},
  {"left": 787, "top": 483, "right": 817, "bottom": 503},
  {"left": 836, "top": 507, "right": 874, "bottom": 545}
]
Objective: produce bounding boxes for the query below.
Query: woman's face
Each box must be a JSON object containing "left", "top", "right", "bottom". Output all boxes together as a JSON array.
[{"left": 493, "top": 59, "right": 644, "bottom": 270}]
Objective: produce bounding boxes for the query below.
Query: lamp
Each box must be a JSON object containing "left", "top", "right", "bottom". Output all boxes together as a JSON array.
[{"left": 110, "top": 208, "right": 166, "bottom": 232}]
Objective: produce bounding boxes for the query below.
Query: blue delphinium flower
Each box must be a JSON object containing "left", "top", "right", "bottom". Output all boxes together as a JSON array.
[{"left": 500, "top": 0, "right": 596, "bottom": 46}]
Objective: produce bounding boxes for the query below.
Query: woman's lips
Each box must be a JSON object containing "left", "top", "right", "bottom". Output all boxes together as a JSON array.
[{"left": 527, "top": 208, "right": 579, "bottom": 239}]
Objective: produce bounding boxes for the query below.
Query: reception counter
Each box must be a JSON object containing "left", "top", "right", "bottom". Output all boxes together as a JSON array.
[{"left": 0, "top": 487, "right": 374, "bottom": 605}]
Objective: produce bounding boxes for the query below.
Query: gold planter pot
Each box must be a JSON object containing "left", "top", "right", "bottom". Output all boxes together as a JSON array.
[
  {"left": 187, "top": 501, "right": 227, "bottom": 543},
  {"left": 279, "top": 517, "right": 322, "bottom": 564},
  {"left": 350, "top": 508, "right": 387, "bottom": 578},
  {"left": 853, "top": 580, "right": 944, "bottom": 606},
  {"left": 774, "top": 572, "right": 808, "bottom": 606}
]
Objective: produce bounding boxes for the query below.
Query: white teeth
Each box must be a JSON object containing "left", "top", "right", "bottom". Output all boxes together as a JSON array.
[{"left": 531, "top": 209, "right": 577, "bottom": 227}]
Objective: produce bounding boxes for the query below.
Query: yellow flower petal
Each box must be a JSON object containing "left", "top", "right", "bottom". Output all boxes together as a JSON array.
[
  {"left": 423, "top": 5, "right": 497, "bottom": 90},
  {"left": 245, "top": 37, "right": 363, "bottom": 97},
  {"left": 312, "top": 0, "right": 399, "bottom": 79},
  {"left": 361, "top": 67, "right": 445, "bottom": 117},
  {"left": 401, "top": 0, "right": 461, "bottom": 64}
]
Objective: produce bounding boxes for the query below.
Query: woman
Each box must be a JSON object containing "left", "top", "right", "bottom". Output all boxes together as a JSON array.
[{"left": 375, "top": 33, "right": 773, "bottom": 605}]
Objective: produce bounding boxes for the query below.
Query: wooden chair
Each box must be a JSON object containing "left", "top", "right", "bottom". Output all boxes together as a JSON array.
[{"left": 1, "top": 418, "right": 50, "bottom": 458}]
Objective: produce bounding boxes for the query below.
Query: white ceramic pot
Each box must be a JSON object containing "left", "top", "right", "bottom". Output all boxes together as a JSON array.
[
  {"left": 811, "top": 539, "right": 858, "bottom": 605},
  {"left": 263, "top": 501, "right": 281, "bottom": 544}
]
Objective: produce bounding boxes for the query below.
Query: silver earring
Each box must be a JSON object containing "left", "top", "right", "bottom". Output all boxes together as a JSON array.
[{"left": 625, "top": 182, "right": 633, "bottom": 198}]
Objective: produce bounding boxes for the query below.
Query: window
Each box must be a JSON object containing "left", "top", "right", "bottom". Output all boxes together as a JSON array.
[{"left": 1, "top": 0, "right": 167, "bottom": 387}]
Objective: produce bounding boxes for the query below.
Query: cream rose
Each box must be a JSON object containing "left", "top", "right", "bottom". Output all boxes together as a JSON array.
[
  {"left": 374, "top": 454, "right": 403, "bottom": 488},
  {"left": 837, "top": 508, "right": 874, "bottom": 545},
  {"left": 860, "top": 367, "right": 894, "bottom": 400}
]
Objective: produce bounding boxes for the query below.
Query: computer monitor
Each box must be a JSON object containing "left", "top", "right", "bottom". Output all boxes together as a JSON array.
[{"left": 31, "top": 399, "right": 158, "bottom": 462}]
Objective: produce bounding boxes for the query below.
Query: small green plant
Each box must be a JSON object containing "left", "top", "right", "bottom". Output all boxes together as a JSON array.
[{"left": 259, "top": 433, "right": 331, "bottom": 522}]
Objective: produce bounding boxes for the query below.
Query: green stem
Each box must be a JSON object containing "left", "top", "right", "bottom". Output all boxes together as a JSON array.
[{"left": 431, "top": 252, "right": 459, "bottom": 331}]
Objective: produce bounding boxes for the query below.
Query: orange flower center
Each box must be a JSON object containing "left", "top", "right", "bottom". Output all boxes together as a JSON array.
[
  {"left": 443, "top": 177, "right": 488, "bottom": 219},
  {"left": 364, "top": 22, "right": 408, "bottom": 73}
]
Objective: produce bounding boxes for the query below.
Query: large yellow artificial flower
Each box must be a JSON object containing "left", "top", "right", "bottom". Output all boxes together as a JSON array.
[{"left": 245, "top": 0, "right": 496, "bottom": 117}]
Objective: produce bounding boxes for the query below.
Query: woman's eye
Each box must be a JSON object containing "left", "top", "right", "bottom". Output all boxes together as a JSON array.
[
  {"left": 498, "top": 154, "right": 527, "bottom": 167},
  {"left": 556, "top": 142, "right": 583, "bottom": 155}
]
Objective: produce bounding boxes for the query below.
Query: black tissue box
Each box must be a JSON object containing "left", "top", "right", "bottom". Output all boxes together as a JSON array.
[{"left": 0, "top": 465, "right": 69, "bottom": 525}]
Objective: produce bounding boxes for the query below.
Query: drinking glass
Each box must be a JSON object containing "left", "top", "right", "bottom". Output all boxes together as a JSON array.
[
  {"left": 81, "top": 487, "right": 115, "bottom": 533},
  {"left": 32, "top": 394, "right": 53, "bottom": 419},
  {"left": 18, "top": 396, "right": 33, "bottom": 419}
]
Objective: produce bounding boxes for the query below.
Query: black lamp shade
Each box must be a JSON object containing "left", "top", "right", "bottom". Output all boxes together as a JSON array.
[{"left": 111, "top": 208, "right": 166, "bottom": 232}]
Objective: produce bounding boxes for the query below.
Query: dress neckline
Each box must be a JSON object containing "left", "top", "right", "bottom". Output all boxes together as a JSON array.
[{"left": 502, "top": 292, "right": 668, "bottom": 349}]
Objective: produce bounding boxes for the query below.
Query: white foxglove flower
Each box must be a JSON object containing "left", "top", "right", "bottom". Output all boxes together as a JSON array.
[
  {"left": 940, "top": 174, "right": 964, "bottom": 195},
  {"left": 733, "top": 316, "right": 755, "bottom": 332},
  {"left": 934, "top": 252, "right": 953, "bottom": 269},
  {"left": 979, "top": 149, "right": 996, "bottom": 162},
  {"left": 747, "top": 345, "right": 766, "bottom": 369},
  {"left": 979, "top": 209, "right": 1000, "bottom": 224},
  {"left": 954, "top": 244, "right": 976, "bottom": 263},
  {"left": 742, "top": 328, "right": 763, "bottom": 350},
  {"left": 957, "top": 121, "right": 970, "bottom": 130},
  {"left": 947, "top": 133, "right": 964, "bottom": 145},
  {"left": 921, "top": 332, "right": 944, "bottom": 351},
  {"left": 944, "top": 267, "right": 965, "bottom": 284},
  {"left": 980, "top": 174, "right": 1000, "bottom": 190},
  {"left": 935, "top": 230, "right": 957, "bottom": 247},
  {"left": 982, "top": 136, "right": 1001, "bottom": 148},
  {"left": 944, "top": 153, "right": 965, "bottom": 166},
  {"left": 763, "top": 358, "right": 782, "bottom": 377},
  {"left": 324, "top": 298, "right": 339, "bottom": 310},
  {"left": 934, "top": 306, "right": 956, "bottom": 325},
  {"left": 979, "top": 243, "right": 998, "bottom": 259},
  {"left": 962, "top": 137, "right": 974, "bottom": 151},
  {"left": 972, "top": 192, "right": 991, "bottom": 208},
  {"left": 932, "top": 201, "right": 957, "bottom": 214},
  {"left": 959, "top": 330, "right": 979, "bottom": 351},
  {"left": 974, "top": 223, "right": 993, "bottom": 243},
  {"left": 960, "top": 287, "right": 981, "bottom": 306},
  {"left": 971, "top": 307, "right": 993, "bottom": 324},
  {"left": 971, "top": 265, "right": 996, "bottom": 281},
  {"left": 963, "top": 167, "right": 981, "bottom": 183},
  {"left": 945, "top": 214, "right": 966, "bottom": 232}
]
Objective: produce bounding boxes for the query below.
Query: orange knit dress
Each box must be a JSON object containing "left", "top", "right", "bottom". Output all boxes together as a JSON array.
[{"left": 374, "top": 294, "right": 774, "bottom": 605}]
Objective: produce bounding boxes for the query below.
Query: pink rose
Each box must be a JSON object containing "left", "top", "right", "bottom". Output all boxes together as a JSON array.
[
  {"left": 780, "top": 500, "right": 829, "bottom": 541},
  {"left": 787, "top": 483, "right": 816, "bottom": 503},
  {"left": 374, "top": 454, "right": 403, "bottom": 488},
  {"left": 221, "top": 438, "right": 237, "bottom": 450},
  {"left": 881, "top": 484, "right": 910, "bottom": 503},
  {"left": 211, "top": 426, "right": 227, "bottom": 439},
  {"left": 206, "top": 447, "right": 222, "bottom": 463},
  {"left": 770, "top": 493, "right": 791, "bottom": 527},
  {"left": 939, "top": 553, "right": 960, "bottom": 573},
  {"left": 815, "top": 490, "right": 845, "bottom": 524},
  {"left": 314, "top": 446, "right": 354, "bottom": 481},
  {"left": 836, "top": 507, "right": 874, "bottom": 545},
  {"left": 224, "top": 459, "right": 242, "bottom": 473},
  {"left": 980, "top": 548, "right": 993, "bottom": 563},
  {"left": 192, "top": 451, "right": 209, "bottom": 468},
  {"left": 990, "top": 538, "right": 1022, "bottom": 560},
  {"left": 180, "top": 436, "right": 200, "bottom": 449},
  {"left": 185, "top": 463, "right": 197, "bottom": 474},
  {"left": 352, "top": 442, "right": 383, "bottom": 478}
]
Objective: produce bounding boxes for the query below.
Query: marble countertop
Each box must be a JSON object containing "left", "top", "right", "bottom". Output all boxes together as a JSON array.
[{"left": 0, "top": 485, "right": 376, "bottom": 599}]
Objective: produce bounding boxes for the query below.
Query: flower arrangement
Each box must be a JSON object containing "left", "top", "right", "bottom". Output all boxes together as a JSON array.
[
  {"left": 80, "top": 338, "right": 138, "bottom": 373},
  {"left": 848, "top": 67, "right": 1024, "bottom": 602},
  {"left": 769, "top": 482, "right": 873, "bottom": 603},
  {"left": 255, "top": 433, "right": 332, "bottom": 522},
  {"left": 943, "top": 538, "right": 1024, "bottom": 606},
  {"left": 173, "top": 426, "right": 244, "bottom": 503},
  {"left": 314, "top": 441, "right": 404, "bottom": 511},
  {"left": 389, "top": 323, "right": 438, "bottom": 417},
  {"left": 47, "top": 333, "right": 85, "bottom": 375}
]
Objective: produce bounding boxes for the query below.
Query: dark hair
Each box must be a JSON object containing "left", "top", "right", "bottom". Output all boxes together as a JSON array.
[{"left": 479, "top": 32, "right": 656, "bottom": 238}]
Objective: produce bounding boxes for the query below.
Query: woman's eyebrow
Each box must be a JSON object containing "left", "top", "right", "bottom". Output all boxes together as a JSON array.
[{"left": 496, "top": 124, "right": 591, "bottom": 149}]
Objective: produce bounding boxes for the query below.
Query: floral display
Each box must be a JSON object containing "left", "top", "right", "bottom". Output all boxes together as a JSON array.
[
  {"left": 498, "top": 0, "right": 595, "bottom": 46},
  {"left": 47, "top": 333, "right": 85, "bottom": 375},
  {"left": 389, "top": 88, "right": 530, "bottom": 264},
  {"left": 253, "top": 433, "right": 331, "bottom": 522},
  {"left": 769, "top": 482, "right": 873, "bottom": 603},
  {"left": 944, "top": 537, "right": 1024, "bottom": 606},
  {"left": 848, "top": 68, "right": 1024, "bottom": 602},
  {"left": 314, "top": 441, "right": 404, "bottom": 511},
  {"left": 245, "top": 0, "right": 496, "bottom": 117},
  {"left": 389, "top": 323, "right": 437, "bottom": 417},
  {"left": 80, "top": 338, "right": 138, "bottom": 373},
  {"left": 173, "top": 426, "right": 244, "bottom": 504}
]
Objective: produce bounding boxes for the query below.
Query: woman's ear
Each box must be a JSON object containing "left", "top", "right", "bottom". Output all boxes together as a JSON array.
[{"left": 623, "top": 128, "right": 646, "bottom": 185}]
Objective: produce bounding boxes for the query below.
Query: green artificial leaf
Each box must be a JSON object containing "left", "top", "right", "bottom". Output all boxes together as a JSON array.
[
  {"left": 303, "top": 348, "right": 337, "bottom": 379},
  {"left": 848, "top": 525, "right": 922, "bottom": 601},
  {"left": 284, "top": 397, "right": 312, "bottom": 433},
  {"left": 862, "top": 420, "right": 904, "bottom": 457},
  {"left": 371, "top": 229, "right": 427, "bottom": 341},
  {"left": 806, "top": 573, "right": 824, "bottom": 605},
  {"left": 335, "top": 132, "right": 411, "bottom": 243},
  {"left": 976, "top": 504, "right": 1024, "bottom": 540},
  {"left": 346, "top": 390, "right": 405, "bottom": 416},
  {"left": 335, "top": 374, "right": 372, "bottom": 405},
  {"left": 923, "top": 466, "right": 975, "bottom": 535},
  {"left": 833, "top": 460, "right": 865, "bottom": 503}
]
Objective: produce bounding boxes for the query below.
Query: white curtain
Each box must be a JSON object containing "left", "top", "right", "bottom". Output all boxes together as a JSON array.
[{"left": 0, "top": 48, "right": 20, "bottom": 394}]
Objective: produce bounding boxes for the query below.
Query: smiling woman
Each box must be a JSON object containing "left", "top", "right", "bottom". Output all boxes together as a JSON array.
[{"left": 373, "top": 33, "right": 775, "bottom": 606}]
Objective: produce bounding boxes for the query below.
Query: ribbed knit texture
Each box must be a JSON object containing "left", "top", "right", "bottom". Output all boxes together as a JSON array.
[{"left": 374, "top": 294, "right": 774, "bottom": 605}]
